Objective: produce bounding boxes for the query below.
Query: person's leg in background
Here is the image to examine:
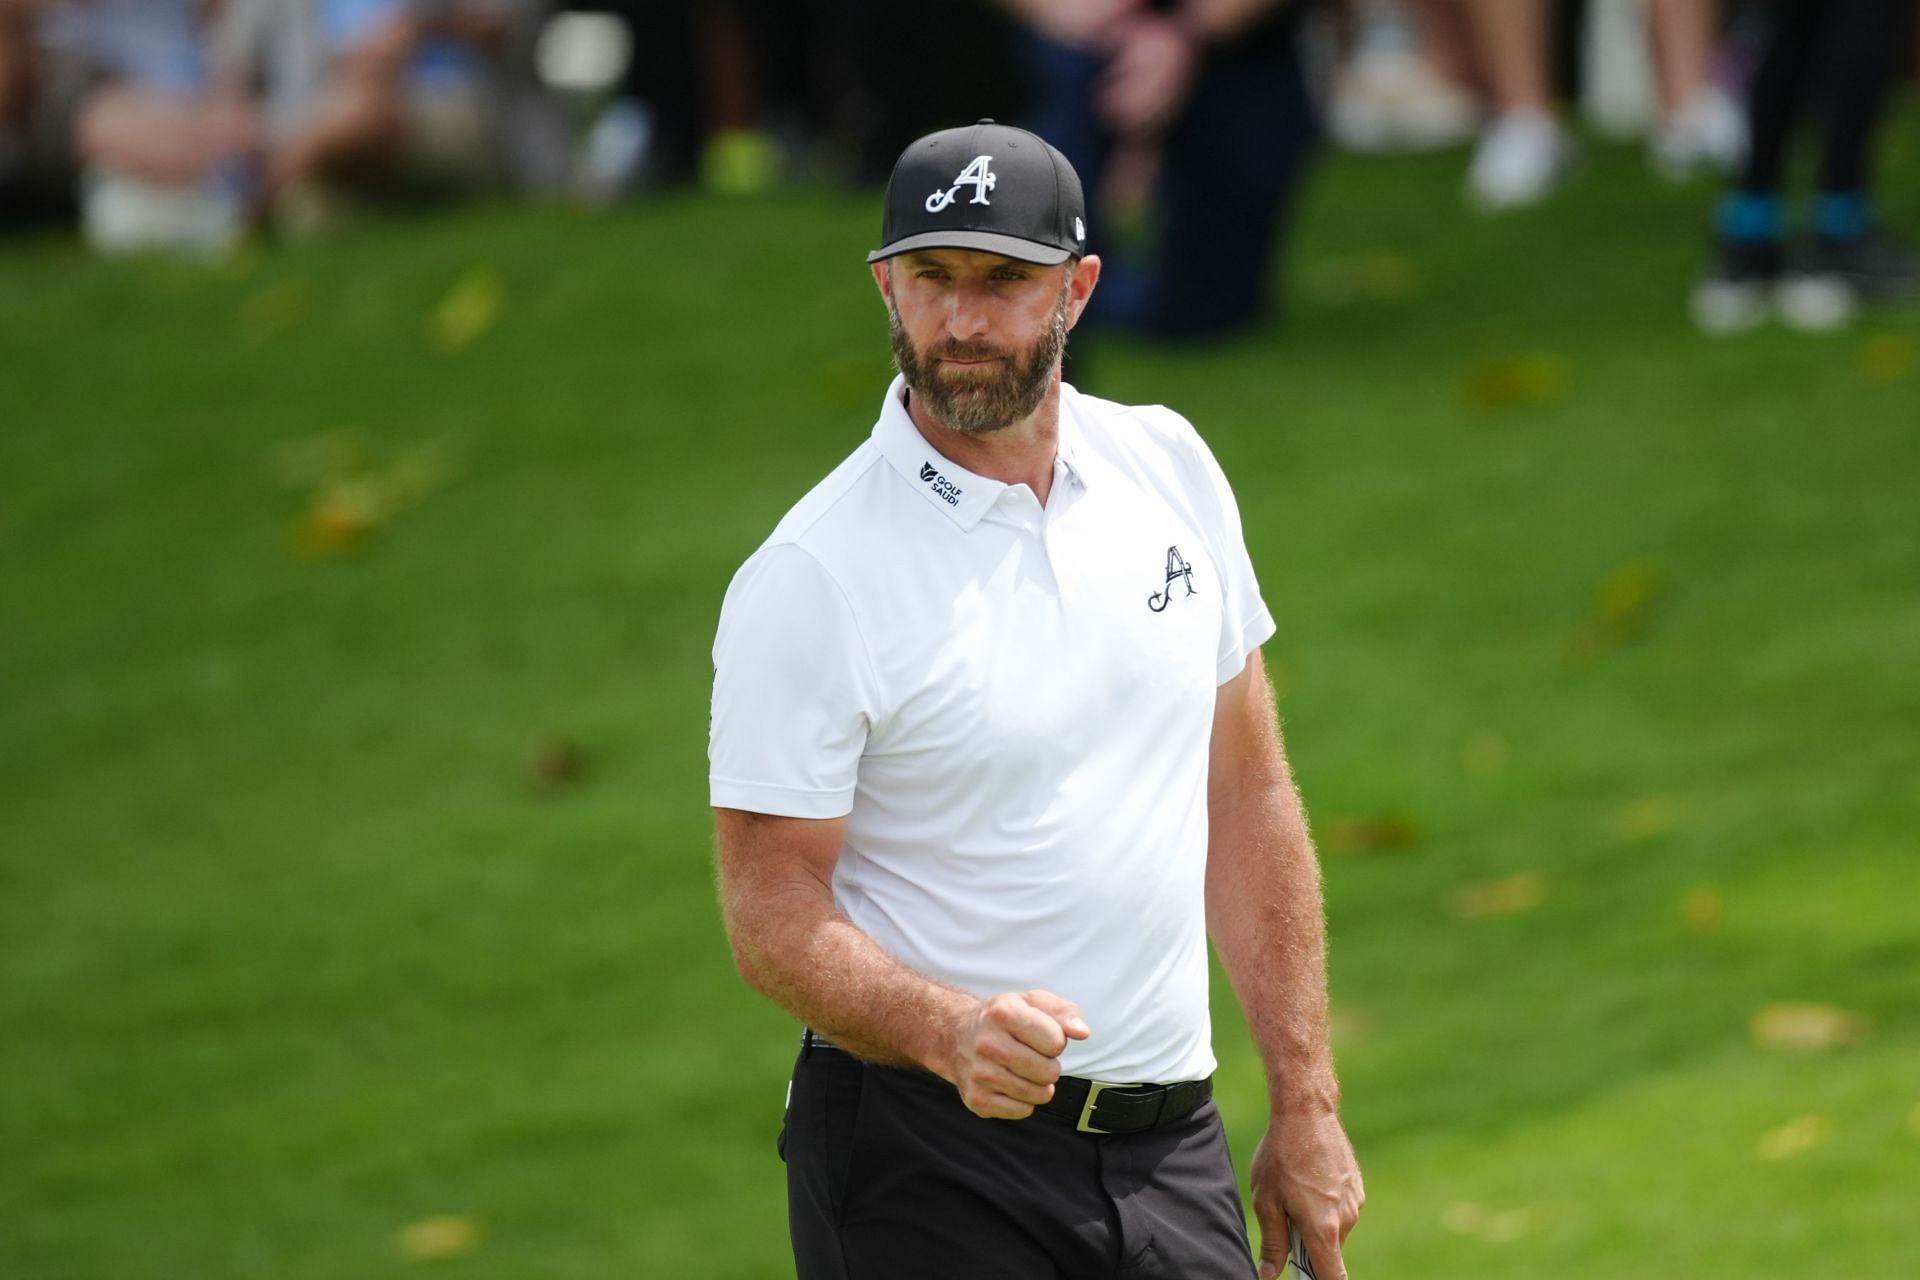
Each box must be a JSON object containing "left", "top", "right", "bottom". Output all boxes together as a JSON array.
[
  {"left": 1801, "top": 0, "right": 1918, "bottom": 303},
  {"left": 1692, "top": 0, "right": 1821, "bottom": 330},
  {"left": 1645, "top": 0, "right": 1745, "bottom": 177},
  {"left": 1457, "top": 0, "right": 1570, "bottom": 208},
  {"left": 1146, "top": 23, "right": 1317, "bottom": 339}
]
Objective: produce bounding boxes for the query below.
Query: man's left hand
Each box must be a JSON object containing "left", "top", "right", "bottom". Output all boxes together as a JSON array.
[{"left": 1250, "top": 1105, "right": 1364, "bottom": 1280}]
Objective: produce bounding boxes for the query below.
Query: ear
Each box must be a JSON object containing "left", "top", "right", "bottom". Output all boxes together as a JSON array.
[
  {"left": 1064, "top": 255, "right": 1101, "bottom": 330},
  {"left": 870, "top": 259, "right": 892, "bottom": 302}
]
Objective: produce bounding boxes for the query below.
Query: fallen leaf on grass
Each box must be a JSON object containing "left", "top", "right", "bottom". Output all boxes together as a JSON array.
[
  {"left": 1302, "top": 252, "right": 1420, "bottom": 306},
  {"left": 240, "top": 277, "right": 312, "bottom": 339},
  {"left": 525, "top": 738, "right": 587, "bottom": 793},
  {"left": 1322, "top": 813, "right": 1422, "bottom": 856},
  {"left": 1756, "top": 1115, "right": 1829, "bottom": 1162},
  {"left": 1614, "top": 795, "right": 1682, "bottom": 841},
  {"left": 1462, "top": 730, "right": 1507, "bottom": 776},
  {"left": 1567, "top": 561, "right": 1664, "bottom": 664},
  {"left": 1749, "top": 1003, "right": 1870, "bottom": 1053},
  {"left": 429, "top": 269, "right": 504, "bottom": 354},
  {"left": 1859, "top": 333, "right": 1920, "bottom": 383},
  {"left": 1449, "top": 871, "right": 1545, "bottom": 920},
  {"left": 280, "top": 431, "right": 453, "bottom": 559},
  {"left": 1327, "top": 1003, "right": 1374, "bottom": 1048},
  {"left": 1463, "top": 354, "right": 1569, "bottom": 412},
  {"left": 1680, "top": 886, "right": 1723, "bottom": 935},
  {"left": 397, "top": 1215, "right": 485, "bottom": 1262},
  {"left": 1441, "top": 1202, "right": 1537, "bottom": 1243}
]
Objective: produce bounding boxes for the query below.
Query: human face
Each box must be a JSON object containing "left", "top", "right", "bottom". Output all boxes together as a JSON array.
[{"left": 879, "top": 250, "right": 1076, "bottom": 436}]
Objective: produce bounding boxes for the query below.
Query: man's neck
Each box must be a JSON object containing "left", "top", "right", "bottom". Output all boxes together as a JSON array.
[{"left": 903, "top": 371, "right": 1063, "bottom": 507}]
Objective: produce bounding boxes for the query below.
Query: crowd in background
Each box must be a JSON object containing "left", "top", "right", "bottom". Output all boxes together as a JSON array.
[{"left": 1, "top": 0, "right": 1915, "bottom": 334}]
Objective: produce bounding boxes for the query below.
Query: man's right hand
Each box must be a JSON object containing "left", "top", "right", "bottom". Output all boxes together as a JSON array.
[{"left": 946, "top": 990, "right": 1091, "bottom": 1119}]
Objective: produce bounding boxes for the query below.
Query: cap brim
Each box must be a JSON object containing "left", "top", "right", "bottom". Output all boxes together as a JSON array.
[{"left": 867, "top": 229, "right": 1074, "bottom": 266}]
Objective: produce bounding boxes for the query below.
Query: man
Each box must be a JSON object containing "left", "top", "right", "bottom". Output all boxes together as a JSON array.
[{"left": 710, "top": 119, "right": 1363, "bottom": 1279}]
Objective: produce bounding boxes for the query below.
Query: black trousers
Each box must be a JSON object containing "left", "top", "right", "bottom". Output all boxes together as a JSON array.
[
  {"left": 781, "top": 1041, "right": 1258, "bottom": 1280},
  {"left": 1740, "top": 0, "right": 1907, "bottom": 196}
]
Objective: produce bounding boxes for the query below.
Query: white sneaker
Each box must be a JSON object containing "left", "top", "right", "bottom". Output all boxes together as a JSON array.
[
  {"left": 81, "top": 167, "right": 244, "bottom": 256},
  {"left": 1651, "top": 87, "right": 1748, "bottom": 180},
  {"left": 1467, "top": 111, "right": 1571, "bottom": 210}
]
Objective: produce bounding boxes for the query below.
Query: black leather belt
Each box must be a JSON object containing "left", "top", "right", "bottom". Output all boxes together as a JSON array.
[
  {"left": 804, "top": 1031, "right": 1211, "bottom": 1135},
  {"left": 1036, "top": 1074, "right": 1214, "bottom": 1135}
]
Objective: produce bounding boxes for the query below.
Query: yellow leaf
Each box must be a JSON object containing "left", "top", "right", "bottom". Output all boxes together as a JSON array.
[
  {"left": 1680, "top": 886, "right": 1723, "bottom": 936},
  {"left": 1322, "top": 813, "right": 1422, "bottom": 856},
  {"left": 1327, "top": 1003, "right": 1373, "bottom": 1048},
  {"left": 240, "top": 277, "right": 313, "bottom": 340},
  {"left": 1756, "top": 1114, "right": 1829, "bottom": 1162},
  {"left": 1449, "top": 871, "right": 1545, "bottom": 920},
  {"left": 1303, "top": 252, "right": 1420, "bottom": 306},
  {"left": 430, "top": 269, "right": 504, "bottom": 354},
  {"left": 1859, "top": 333, "right": 1920, "bottom": 383},
  {"left": 1441, "top": 1202, "right": 1536, "bottom": 1242},
  {"left": 1463, "top": 354, "right": 1569, "bottom": 411},
  {"left": 1462, "top": 730, "right": 1507, "bottom": 776},
  {"left": 1749, "top": 1003, "right": 1870, "bottom": 1053},
  {"left": 397, "top": 1215, "right": 485, "bottom": 1262},
  {"left": 1567, "top": 561, "right": 1664, "bottom": 664},
  {"left": 1615, "top": 795, "right": 1681, "bottom": 841}
]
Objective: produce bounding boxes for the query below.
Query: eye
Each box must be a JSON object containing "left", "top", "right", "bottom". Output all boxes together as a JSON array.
[{"left": 992, "top": 269, "right": 1028, "bottom": 282}]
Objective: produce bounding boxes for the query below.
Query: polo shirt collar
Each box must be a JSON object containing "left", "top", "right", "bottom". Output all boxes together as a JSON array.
[{"left": 872, "top": 374, "right": 1092, "bottom": 531}]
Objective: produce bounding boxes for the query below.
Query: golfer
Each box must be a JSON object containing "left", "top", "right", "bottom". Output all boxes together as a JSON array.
[{"left": 710, "top": 119, "right": 1363, "bottom": 1279}]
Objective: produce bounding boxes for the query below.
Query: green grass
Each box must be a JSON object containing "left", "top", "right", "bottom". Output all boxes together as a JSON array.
[{"left": 4, "top": 112, "right": 1919, "bottom": 1278}]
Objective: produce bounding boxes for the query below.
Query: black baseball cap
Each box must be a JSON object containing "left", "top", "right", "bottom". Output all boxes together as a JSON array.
[{"left": 867, "top": 119, "right": 1087, "bottom": 266}]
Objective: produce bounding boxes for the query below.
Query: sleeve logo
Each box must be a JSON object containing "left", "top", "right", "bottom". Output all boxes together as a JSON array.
[{"left": 925, "top": 155, "right": 997, "bottom": 212}]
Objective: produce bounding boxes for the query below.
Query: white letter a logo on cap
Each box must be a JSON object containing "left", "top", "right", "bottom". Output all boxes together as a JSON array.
[{"left": 925, "top": 155, "right": 996, "bottom": 212}]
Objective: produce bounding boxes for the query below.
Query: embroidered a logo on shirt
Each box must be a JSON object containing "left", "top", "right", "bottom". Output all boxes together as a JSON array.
[
  {"left": 918, "top": 460, "right": 963, "bottom": 506},
  {"left": 1148, "top": 546, "right": 1197, "bottom": 612}
]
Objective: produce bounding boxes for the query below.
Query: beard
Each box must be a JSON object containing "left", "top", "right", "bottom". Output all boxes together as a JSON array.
[{"left": 887, "top": 276, "right": 1071, "bottom": 436}]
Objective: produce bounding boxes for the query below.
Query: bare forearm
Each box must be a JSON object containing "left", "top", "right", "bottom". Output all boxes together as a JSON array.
[
  {"left": 1206, "top": 771, "right": 1339, "bottom": 1112},
  {"left": 1179, "top": 0, "right": 1283, "bottom": 45},
  {"left": 724, "top": 878, "right": 974, "bottom": 1079}
]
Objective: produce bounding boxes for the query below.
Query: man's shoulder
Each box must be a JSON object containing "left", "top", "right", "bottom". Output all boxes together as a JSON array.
[
  {"left": 761, "top": 438, "right": 892, "bottom": 555},
  {"left": 1064, "top": 383, "right": 1218, "bottom": 485}
]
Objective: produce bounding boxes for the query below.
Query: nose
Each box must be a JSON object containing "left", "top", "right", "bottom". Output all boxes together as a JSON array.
[{"left": 944, "top": 278, "right": 992, "bottom": 341}]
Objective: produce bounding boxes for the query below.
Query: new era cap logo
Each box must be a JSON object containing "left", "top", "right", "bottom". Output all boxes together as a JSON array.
[{"left": 925, "top": 155, "right": 996, "bottom": 213}]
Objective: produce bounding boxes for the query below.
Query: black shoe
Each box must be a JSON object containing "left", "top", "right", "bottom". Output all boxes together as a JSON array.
[
  {"left": 1795, "top": 229, "right": 1920, "bottom": 304},
  {"left": 1692, "top": 237, "right": 1784, "bottom": 334}
]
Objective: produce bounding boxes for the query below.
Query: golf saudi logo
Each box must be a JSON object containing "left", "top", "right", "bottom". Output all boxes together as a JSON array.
[{"left": 926, "top": 155, "right": 996, "bottom": 212}]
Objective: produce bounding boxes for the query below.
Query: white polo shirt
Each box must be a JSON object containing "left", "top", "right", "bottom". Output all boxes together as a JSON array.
[{"left": 710, "top": 375, "right": 1275, "bottom": 1084}]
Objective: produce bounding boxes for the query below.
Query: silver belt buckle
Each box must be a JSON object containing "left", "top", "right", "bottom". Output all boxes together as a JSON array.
[{"left": 1076, "top": 1080, "right": 1121, "bottom": 1133}]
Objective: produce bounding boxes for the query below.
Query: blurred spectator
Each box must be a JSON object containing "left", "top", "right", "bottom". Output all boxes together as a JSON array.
[
  {"left": 1325, "top": 0, "right": 1479, "bottom": 153},
  {"left": 210, "top": 0, "right": 563, "bottom": 235},
  {"left": 31, "top": 0, "right": 257, "bottom": 251},
  {"left": 1003, "top": 0, "right": 1320, "bottom": 341},
  {"left": 1693, "top": 0, "right": 1919, "bottom": 332},
  {"left": 0, "top": 0, "right": 78, "bottom": 223},
  {"left": 1414, "top": 0, "right": 1740, "bottom": 208}
]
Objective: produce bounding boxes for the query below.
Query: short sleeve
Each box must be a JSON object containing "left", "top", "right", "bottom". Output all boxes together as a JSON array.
[
  {"left": 709, "top": 543, "right": 880, "bottom": 818},
  {"left": 1185, "top": 427, "right": 1276, "bottom": 685}
]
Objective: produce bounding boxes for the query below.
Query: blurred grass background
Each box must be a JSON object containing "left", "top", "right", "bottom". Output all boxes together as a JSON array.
[{"left": 3, "top": 112, "right": 1918, "bottom": 1278}]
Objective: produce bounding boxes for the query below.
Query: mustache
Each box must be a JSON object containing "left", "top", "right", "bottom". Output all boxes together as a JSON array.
[{"left": 928, "top": 341, "right": 1011, "bottom": 363}]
